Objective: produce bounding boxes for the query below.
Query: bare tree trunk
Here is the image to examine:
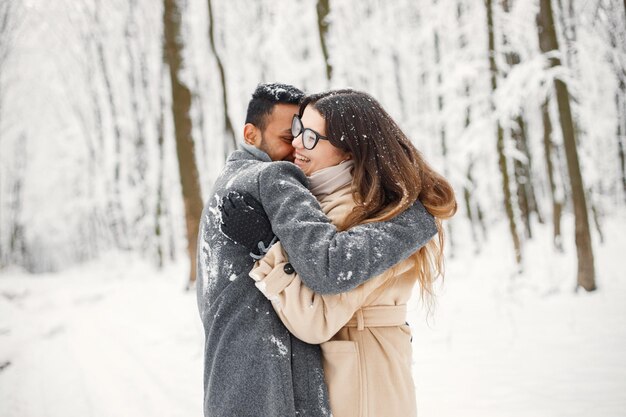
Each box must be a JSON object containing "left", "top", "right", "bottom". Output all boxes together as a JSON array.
[
  {"left": 207, "top": 0, "right": 236, "bottom": 159},
  {"left": 9, "top": 174, "right": 26, "bottom": 267},
  {"left": 538, "top": 0, "right": 596, "bottom": 291},
  {"left": 512, "top": 114, "right": 544, "bottom": 236},
  {"left": 503, "top": 0, "right": 529, "bottom": 239},
  {"left": 510, "top": 117, "right": 533, "bottom": 239},
  {"left": 457, "top": 0, "right": 485, "bottom": 250},
  {"left": 392, "top": 52, "right": 406, "bottom": 121},
  {"left": 501, "top": 0, "right": 542, "bottom": 237},
  {"left": 462, "top": 181, "right": 479, "bottom": 250},
  {"left": 464, "top": 161, "right": 487, "bottom": 252},
  {"left": 618, "top": 89, "right": 626, "bottom": 201},
  {"left": 94, "top": 0, "right": 128, "bottom": 250},
  {"left": 0, "top": 77, "right": 4, "bottom": 267},
  {"left": 590, "top": 202, "right": 604, "bottom": 244},
  {"left": 163, "top": 0, "right": 203, "bottom": 286},
  {"left": 556, "top": 0, "right": 601, "bottom": 243},
  {"left": 0, "top": 1, "right": 20, "bottom": 66},
  {"left": 462, "top": 97, "right": 488, "bottom": 248},
  {"left": 486, "top": 0, "right": 523, "bottom": 266},
  {"left": 556, "top": 0, "right": 578, "bottom": 71},
  {"left": 542, "top": 99, "right": 564, "bottom": 251},
  {"left": 0, "top": 0, "right": 21, "bottom": 267},
  {"left": 434, "top": 29, "right": 455, "bottom": 256},
  {"left": 155, "top": 66, "right": 167, "bottom": 269},
  {"left": 63, "top": 1, "right": 111, "bottom": 258},
  {"left": 125, "top": 0, "right": 145, "bottom": 184},
  {"left": 600, "top": 0, "right": 626, "bottom": 201},
  {"left": 85, "top": 29, "right": 110, "bottom": 256},
  {"left": 0, "top": 140, "right": 3, "bottom": 268},
  {"left": 125, "top": 0, "right": 148, "bottom": 243},
  {"left": 193, "top": 71, "right": 209, "bottom": 172},
  {"left": 316, "top": 0, "right": 333, "bottom": 84},
  {"left": 8, "top": 134, "right": 28, "bottom": 268}
]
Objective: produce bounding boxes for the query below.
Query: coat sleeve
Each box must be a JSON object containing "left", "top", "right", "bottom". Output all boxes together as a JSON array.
[
  {"left": 249, "top": 242, "right": 415, "bottom": 344},
  {"left": 258, "top": 162, "right": 437, "bottom": 295}
]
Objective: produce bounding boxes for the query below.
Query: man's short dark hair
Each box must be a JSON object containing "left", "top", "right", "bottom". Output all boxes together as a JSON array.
[{"left": 245, "top": 83, "right": 305, "bottom": 131}]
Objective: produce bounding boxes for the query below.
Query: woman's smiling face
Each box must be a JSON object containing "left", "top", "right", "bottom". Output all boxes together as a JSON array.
[{"left": 292, "top": 105, "right": 350, "bottom": 176}]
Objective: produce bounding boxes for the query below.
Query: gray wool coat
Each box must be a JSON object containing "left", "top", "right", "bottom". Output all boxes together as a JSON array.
[{"left": 196, "top": 144, "right": 437, "bottom": 417}]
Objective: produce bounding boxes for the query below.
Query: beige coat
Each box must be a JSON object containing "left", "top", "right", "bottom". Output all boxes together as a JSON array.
[{"left": 250, "top": 182, "right": 420, "bottom": 417}]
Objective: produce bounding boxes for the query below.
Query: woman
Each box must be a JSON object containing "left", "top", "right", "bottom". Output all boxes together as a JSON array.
[{"left": 250, "top": 89, "right": 456, "bottom": 417}]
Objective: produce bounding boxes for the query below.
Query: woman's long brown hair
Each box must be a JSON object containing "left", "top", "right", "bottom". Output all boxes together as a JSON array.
[{"left": 300, "top": 90, "right": 457, "bottom": 307}]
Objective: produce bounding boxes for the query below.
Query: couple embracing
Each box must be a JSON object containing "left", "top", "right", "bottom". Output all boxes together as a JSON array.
[{"left": 196, "top": 83, "right": 456, "bottom": 417}]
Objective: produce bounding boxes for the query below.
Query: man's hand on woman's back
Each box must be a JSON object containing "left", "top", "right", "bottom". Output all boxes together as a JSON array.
[{"left": 219, "top": 191, "right": 278, "bottom": 260}]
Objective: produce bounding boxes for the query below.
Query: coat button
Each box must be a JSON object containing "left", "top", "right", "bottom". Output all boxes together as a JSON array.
[{"left": 283, "top": 263, "right": 295, "bottom": 274}]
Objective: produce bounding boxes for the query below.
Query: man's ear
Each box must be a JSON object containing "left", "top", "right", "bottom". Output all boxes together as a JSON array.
[{"left": 243, "top": 123, "right": 259, "bottom": 146}]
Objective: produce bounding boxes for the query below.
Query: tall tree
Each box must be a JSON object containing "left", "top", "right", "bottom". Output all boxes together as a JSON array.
[
  {"left": 511, "top": 116, "right": 539, "bottom": 237},
  {"left": 155, "top": 65, "right": 168, "bottom": 269},
  {"left": 0, "top": 0, "right": 16, "bottom": 267},
  {"left": 163, "top": 0, "right": 204, "bottom": 286},
  {"left": 66, "top": 0, "right": 113, "bottom": 258},
  {"left": 0, "top": 0, "right": 17, "bottom": 124},
  {"left": 94, "top": 0, "right": 129, "bottom": 250},
  {"left": 537, "top": 0, "right": 596, "bottom": 291},
  {"left": 541, "top": 98, "right": 564, "bottom": 251},
  {"left": 600, "top": 0, "right": 626, "bottom": 201},
  {"left": 316, "top": 0, "right": 333, "bottom": 84},
  {"left": 501, "top": 0, "right": 542, "bottom": 239},
  {"left": 125, "top": 0, "right": 150, "bottom": 253},
  {"left": 7, "top": 134, "right": 28, "bottom": 268},
  {"left": 618, "top": 89, "right": 626, "bottom": 201},
  {"left": 207, "top": 0, "right": 236, "bottom": 159},
  {"left": 456, "top": 1, "right": 487, "bottom": 250},
  {"left": 486, "top": 0, "right": 523, "bottom": 266},
  {"left": 433, "top": 26, "right": 455, "bottom": 255}
]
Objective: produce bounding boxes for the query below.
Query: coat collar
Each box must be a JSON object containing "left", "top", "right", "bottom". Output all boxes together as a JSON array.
[{"left": 228, "top": 143, "right": 272, "bottom": 163}]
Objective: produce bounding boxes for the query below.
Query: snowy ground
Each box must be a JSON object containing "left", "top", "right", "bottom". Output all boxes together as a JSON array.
[
  {"left": 410, "top": 214, "right": 626, "bottom": 417},
  {"left": 1, "top": 215, "right": 625, "bottom": 417},
  {"left": 0, "top": 259, "right": 204, "bottom": 417}
]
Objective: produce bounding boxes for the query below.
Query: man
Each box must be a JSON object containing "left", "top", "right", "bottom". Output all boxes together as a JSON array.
[{"left": 197, "top": 83, "right": 437, "bottom": 417}]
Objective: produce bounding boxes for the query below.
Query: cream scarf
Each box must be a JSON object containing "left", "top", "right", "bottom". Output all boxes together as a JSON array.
[{"left": 308, "top": 160, "right": 354, "bottom": 199}]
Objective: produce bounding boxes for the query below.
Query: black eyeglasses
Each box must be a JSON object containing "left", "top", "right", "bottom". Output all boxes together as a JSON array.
[{"left": 291, "top": 114, "right": 328, "bottom": 150}]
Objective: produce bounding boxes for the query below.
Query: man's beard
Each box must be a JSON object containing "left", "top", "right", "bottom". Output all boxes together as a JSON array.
[{"left": 259, "top": 132, "right": 294, "bottom": 162}]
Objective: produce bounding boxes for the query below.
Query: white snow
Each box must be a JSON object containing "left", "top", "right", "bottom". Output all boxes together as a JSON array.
[
  {"left": 253, "top": 83, "right": 303, "bottom": 102},
  {"left": 1, "top": 215, "right": 624, "bottom": 416},
  {"left": 0, "top": 253, "right": 204, "bottom": 417},
  {"left": 409, "top": 214, "right": 626, "bottom": 417},
  {"left": 269, "top": 335, "right": 288, "bottom": 357}
]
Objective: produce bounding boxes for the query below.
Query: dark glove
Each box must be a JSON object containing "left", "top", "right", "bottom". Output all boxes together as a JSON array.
[{"left": 219, "top": 191, "right": 277, "bottom": 259}]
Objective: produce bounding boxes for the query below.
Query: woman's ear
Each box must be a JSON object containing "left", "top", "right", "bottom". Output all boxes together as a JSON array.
[{"left": 243, "top": 123, "right": 259, "bottom": 146}]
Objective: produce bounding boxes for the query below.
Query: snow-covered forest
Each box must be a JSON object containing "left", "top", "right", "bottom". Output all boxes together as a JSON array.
[
  {"left": 1, "top": 0, "right": 623, "bottom": 284},
  {"left": 1, "top": 0, "right": 625, "bottom": 416}
]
